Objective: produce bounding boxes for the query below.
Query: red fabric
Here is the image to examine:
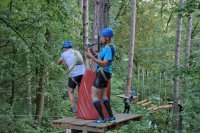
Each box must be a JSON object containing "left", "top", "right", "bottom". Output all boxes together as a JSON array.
[{"left": 76, "top": 69, "right": 110, "bottom": 120}]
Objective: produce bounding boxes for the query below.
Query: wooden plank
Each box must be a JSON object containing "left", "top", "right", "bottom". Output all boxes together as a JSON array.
[
  {"left": 51, "top": 113, "right": 142, "bottom": 133},
  {"left": 137, "top": 100, "right": 147, "bottom": 104},
  {"left": 52, "top": 118, "right": 71, "bottom": 124},
  {"left": 142, "top": 101, "right": 153, "bottom": 106},
  {"left": 116, "top": 94, "right": 129, "bottom": 98},
  {"left": 70, "top": 118, "right": 92, "bottom": 126},
  {"left": 116, "top": 94, "right": 138, "bottom": 100},
  {"left": 147, "top": 104, "right": 173, "bottom": 111},
  {"left": 147, "top": 106, "right": 157, "bottom": 110},
  {"left": 86, "top": 114, "right": 141, "bottom": 128}
]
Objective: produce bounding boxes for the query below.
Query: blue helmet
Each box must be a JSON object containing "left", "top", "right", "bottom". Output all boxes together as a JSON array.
[
  {"left": 62, "top": 41, "right": 72, "bottom": 48},
  {"left": 101, "top": 27, "right": 113, "bottom": 37}
]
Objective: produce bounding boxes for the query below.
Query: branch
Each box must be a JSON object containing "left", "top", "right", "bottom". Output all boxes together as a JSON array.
[
  {"left": 191, "top": 19, "right": 200, "bottom": 38},
  {"left": 114, "top": 0, "right": 128, "bottom": 20},
  {"left": 0, "top": 68, "right": 36, "bottom": 85},
  {"left": 0, "top": 17, "right": 41, "bottom": 65},
  {"left": 0, "top": 40, "right": 10, "bottom": 48},
  {"left": 166, "top": 11, "right": 174, "bottom": 31}
]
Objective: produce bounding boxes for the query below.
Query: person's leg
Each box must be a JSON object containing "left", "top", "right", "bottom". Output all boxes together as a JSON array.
[
  {"left": 68, "top": 77, "right": 77, "bottom": 113},
  {"left": 68, "top": 87, "right": 76, "bottom": 113},
  {"left": 91, "top": 86, "right": 105, "bottom": 120},
  {"left": 68, "top": 87, "right": 75, "bottom": 107},
  {"left": 102, "top": 87, "right": 114, "bottom": 118}
]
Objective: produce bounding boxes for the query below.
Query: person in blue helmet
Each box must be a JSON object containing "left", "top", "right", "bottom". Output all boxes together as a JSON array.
[
  {"left": 58, "top": 41, "right": 85, "bottom": 113},
  {"left": 85, "top": 28, "right": 116, "bottom": 123}
]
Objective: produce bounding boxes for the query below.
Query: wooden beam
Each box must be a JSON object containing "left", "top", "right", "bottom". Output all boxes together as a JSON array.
[
  {"left": 142, "top": 101, "right": 153, "bottom": 106},
  {"left": 147, "top": 106, "right": 157, "bottom": 110},
  {"left": 137, "top": 100, "right": 147, "bottom": 104},
  {"left": 147, "top": 104, "right": 173, "bottom": 111},
  {"left": 116, "top": 94, "right": 138, "bottom": 99}
]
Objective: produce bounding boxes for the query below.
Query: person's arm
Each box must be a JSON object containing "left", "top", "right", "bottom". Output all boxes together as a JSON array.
[
  {"left": 57, "top": 58, "right": 64, "bottom": 65},
  {"left": 58, "top": 53, "right": 65, "bottom": 65},
  {"left": 85, "top": 49, "right": 109, "bottom": 67}
]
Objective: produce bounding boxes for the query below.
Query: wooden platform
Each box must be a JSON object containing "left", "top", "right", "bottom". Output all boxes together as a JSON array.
[{"left": 51, "top": 113, "right": 142, "bottom": 133}]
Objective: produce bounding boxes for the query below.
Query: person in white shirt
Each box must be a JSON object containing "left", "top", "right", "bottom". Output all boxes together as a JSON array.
[{"left": 58, "top": 41, "right": 85, "bottom": 113}]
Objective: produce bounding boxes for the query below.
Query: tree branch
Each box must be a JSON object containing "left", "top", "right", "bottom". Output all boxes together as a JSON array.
[
  {"left": 0, "top": 40, "right": 10, "bottom": 48},
  {"left": 0, "top": 17, "right": 41, "bottom": 65},
  {"left": 191, "top": 19, "right": 199, "bottom": 38},
  {"left": 0, "top": 68, "right": 36, "bottom": 85}
]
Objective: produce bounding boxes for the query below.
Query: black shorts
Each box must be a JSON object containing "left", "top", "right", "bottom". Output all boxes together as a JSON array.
[
  {"left": 68, "top": 75, "right": 83, "bottom": 89},
  {"left": 93, "top": 70, "right": 111, "bottom": 89}
]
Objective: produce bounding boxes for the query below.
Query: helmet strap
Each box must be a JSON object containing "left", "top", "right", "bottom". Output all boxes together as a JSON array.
[{"left": 105, "top": 37, "right": 111, "bottom": 44}]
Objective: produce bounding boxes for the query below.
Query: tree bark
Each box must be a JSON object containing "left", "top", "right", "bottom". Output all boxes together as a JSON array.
[
  {"left": 35, "top": 66, "right": 45, "bottom": 126},
  {"left": 185, "top": 14, "right": 192, "bottom": 70},
  {"left": 125, "top": 0, "right": 136, "bottom": 97},
  {"left": 10, "top": 45, "right": 16, "bottom": 107},
  {"left": 79, "top": 0, "right": 83, "bottom": 9},
  {"left": 92, "top": 0, "right": 110, "bottom": 70},
  {"left": 35, "top": 28, "right": 50, "bottom": 126},
  {"left": 26, "top": 47, "right": 32, "bottom": 117},
  {"left": 172, "top": 0, "right": 183, "bottom": 132},
  {"left": 83, "top": 0, "right": 90, "bottom": 68}
]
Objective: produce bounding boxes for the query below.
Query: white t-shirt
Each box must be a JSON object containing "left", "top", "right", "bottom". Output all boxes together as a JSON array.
[{"left": 60, "top": 49, "right": 85, "bottom": 78}]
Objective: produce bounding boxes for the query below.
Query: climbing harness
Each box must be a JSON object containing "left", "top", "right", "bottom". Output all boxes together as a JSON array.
[
  {"left": 97, "top": 45, "right": 115, "bottom": 81},
  {"left": 67, "top": 49, "right": 83, "bottom": 85}
]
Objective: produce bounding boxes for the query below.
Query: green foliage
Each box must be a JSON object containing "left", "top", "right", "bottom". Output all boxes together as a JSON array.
[
  {"left": 0, "top": 0, "right": 200, "bottom": 132},
  {"left": 0, "top": 0, "right": 11, "bottom": 6}
]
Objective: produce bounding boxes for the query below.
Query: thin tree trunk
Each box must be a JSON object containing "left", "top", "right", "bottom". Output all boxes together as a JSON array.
[
  {"left": 185, "top": 14, "right": 192, "bottom": 70},
  {"left": 125, "top": 0, "right": 136, "bottom": 97},
  {"left": 83, "top": 0, "right": 90, "bottom": 68},
  {"left": 92, "top": 0, "right": 110, "bottom": 70},
  {"left": 10, "top": 45, "right": 16, "bottom": 107},
  {"left": 35, "top": 66, "right": 45, "bottom": 126},
  {"left": 35, "top": 28, "right": 50, "bottom": 126},
  {"left": 172, "top": 0, "right": 183, "bottom": 132},
  {"left": 79, "top": 0, "right": 83, "bottom": 9},
  {"left": 181, "top": 13, "right": 193, "bottom": 132},
  {"left": 26, "top": 48, "right": 32, "bottom": 117}
]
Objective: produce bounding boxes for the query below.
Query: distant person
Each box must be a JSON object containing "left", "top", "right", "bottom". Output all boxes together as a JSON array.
[
  {"left": 58, "top": 41, "right": 85, "bottom": 113},
  {"left": 85, "top": 28, "right": 116, "bottom": 123}
]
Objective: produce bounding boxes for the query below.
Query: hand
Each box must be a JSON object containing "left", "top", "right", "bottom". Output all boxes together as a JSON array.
[{"left": 84, "top": 48, "right": 93, "bottom": 58}]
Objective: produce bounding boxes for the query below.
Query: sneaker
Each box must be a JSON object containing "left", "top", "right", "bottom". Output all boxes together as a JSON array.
[
  {"left": 107, "top": 116, "right": 116, "bottom": 123},
  {"left": 93, "top": 118, "right": 107, "bottom": 124},
  {"left": 71, "top": 106, "right": 76, "bottom": 113}
]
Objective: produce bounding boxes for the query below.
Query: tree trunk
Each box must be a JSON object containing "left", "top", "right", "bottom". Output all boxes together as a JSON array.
[
  {"left": 26, "top": 48, "right": 32, "bottom": 117},
  {"left": 172, "top": 0, "right": 183, "bottom": 132},
  {"left": 10, "top": 45, "right": 16, "bottom": 107},
  {"left": 35, "top": 66, "right": 45, "bottom": 126},
  {"left": 79, "top": 0, "right": 83, "bottom": 8},
  {"left": 185, "top": 14, "right": 192, "bottom": 70},
  {"left": 92, "top": 0, "right": 110, "bottom": 70},
  {"left": 93, "top": 0, "right": 110, "bottom": 37},
  {"left": 181, "top": 13, "right": 193, "bottom": 132},
  {"left": 125, "top": 0, "right": 136, "bottom": 97},
  {"left": 35, "top": 28, "right": 50, "bottom": 126},
  {"left": 83, "top": 0, "right": 90, "bottom": 68}
]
